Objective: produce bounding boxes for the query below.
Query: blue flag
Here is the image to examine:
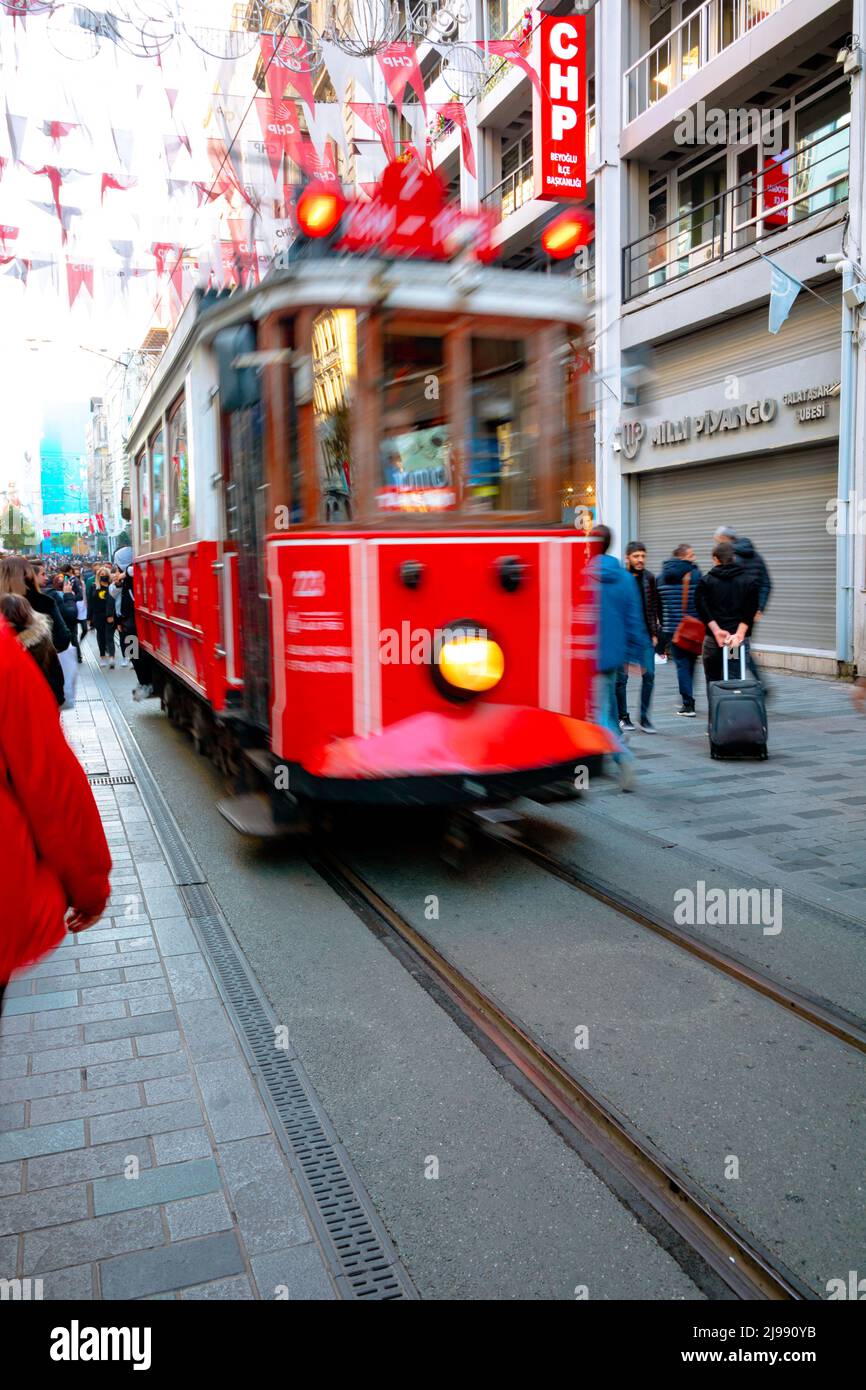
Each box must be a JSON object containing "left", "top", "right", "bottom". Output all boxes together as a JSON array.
[{"left": 768, "top": 261, "right": 803, "bottom": 334}]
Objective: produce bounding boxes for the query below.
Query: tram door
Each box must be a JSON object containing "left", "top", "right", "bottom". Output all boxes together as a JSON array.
[{"left": 224, "top": 401, "right": 271, "bottom": 733}]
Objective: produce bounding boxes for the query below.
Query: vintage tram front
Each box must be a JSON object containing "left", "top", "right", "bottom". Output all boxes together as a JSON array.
[{"left": 127, "top": 225, "right": 614, "bottom": 824}]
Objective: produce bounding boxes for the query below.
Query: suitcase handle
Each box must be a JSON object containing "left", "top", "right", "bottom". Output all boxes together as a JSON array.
[{"left": 722, "top": 643, "right": 746, "bottom": 680}]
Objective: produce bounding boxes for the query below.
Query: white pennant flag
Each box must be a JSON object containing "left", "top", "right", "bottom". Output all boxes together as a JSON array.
[
  {"left": 307, "top": 103, "right": 350, "bottom": 167},
  {"left": 319, "top": 41, "right": 378, "bottom": 108}
]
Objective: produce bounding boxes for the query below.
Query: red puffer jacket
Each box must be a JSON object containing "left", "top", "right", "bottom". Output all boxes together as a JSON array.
[{"left": 0, "top": 619, "right": 112, "bottom": 982}]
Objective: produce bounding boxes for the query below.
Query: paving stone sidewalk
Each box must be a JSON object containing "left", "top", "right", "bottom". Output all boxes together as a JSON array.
[
  {"left": 589, "top": 658, "right": 866, "bottom": 916},
  {"left": 0, "top": 662, "right": 336, "bottom": 1301}
]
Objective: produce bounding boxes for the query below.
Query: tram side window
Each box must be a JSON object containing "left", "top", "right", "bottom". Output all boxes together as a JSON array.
[
  {"left": 137, "top": 448, "right": 150, "bottom": 548},
  {"left": 378, "top": 330, "right": 453, "bottom": 514},
  {"left": 149, "top": 425, "right": 166, "bottom": 543},
  {"left": 168, "top": 396, "right": 190, "bottom": 536},
  {"left": 466, "top": 338, "right": 535, "bottom": 513},
  {"left": 312, "top": 309, "right": 356, "bottom": 524}
]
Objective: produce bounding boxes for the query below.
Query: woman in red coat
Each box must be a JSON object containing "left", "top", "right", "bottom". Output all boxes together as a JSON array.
[{"left": 0, "top": 617, "right": 111, "bottom": 1010}]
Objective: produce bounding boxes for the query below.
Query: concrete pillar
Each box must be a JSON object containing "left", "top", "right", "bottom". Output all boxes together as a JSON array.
[{"left": 850, "top": 0, "right": 866, "bottom": 675}]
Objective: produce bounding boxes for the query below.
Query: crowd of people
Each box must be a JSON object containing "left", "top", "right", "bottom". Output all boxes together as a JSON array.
[
  {"left": 590, "top": 524, "right": 773, "bottom": 789},
  {"left": 0, "top": 552, "right": 153, "bottom": 710}
]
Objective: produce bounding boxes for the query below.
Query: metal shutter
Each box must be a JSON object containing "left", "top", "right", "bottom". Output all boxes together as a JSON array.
[{"left": 637, "top": 447, "right": 838, "bottom": 653}]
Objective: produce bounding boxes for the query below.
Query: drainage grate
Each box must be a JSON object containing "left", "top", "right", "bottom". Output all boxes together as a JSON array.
[
  {"left": 182, "top": 882, "right": 415, "bottom": 1301},
  {"left": 87, "top": 773, "right": 136, "bottom": 786}
]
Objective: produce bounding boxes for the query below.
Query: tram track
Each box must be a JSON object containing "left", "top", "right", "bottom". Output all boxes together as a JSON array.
[
  {"left": 310, "top": 847, "right": 816, "bottom": 1302},
  {"left": 474, "top": 818, "right": 866, "bottom": 1057}
]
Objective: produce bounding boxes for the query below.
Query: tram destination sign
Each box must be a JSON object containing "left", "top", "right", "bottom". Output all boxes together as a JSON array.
[{"left": 533, "top": 14, "right": 587, "bottom": 201}]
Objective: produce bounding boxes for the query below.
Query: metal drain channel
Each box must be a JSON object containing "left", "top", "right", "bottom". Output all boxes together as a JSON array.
[
  {"left": 182, "top": 882, "right": 415, "bottom": 1301},
  {"left": 89, "top": 658, "right": 415, "bottom": 1300},
  {"left": 87, "top": 773, "right": 137, "bottom": 786}
]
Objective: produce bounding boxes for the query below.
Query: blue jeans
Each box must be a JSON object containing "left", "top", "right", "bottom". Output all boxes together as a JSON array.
[
  {"left": 615, "top": 637, "right": 656, "bottom": 723},
  {"left": 596, "top": 671, "right": 633, "bottom": 764},
  {"left": 667, "top": 634, "right": 697, "bottom": 704}
]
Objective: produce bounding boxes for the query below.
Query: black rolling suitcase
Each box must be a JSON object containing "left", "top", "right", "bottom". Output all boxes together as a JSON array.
[{"left": 707, "top": 644, "right": 768, "bottom": 760}]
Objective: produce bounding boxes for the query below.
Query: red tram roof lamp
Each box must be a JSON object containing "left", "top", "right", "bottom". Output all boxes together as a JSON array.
[
  {"left": 295, "top": 183, "right": 347, "bottom": 239},
  {"left": 542, "top": 209, "right": 594, "bottom": 260}
]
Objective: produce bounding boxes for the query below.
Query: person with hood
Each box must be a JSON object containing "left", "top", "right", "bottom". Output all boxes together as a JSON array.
[
  {"left": 615, "top": 540, "right": 662, "bottom": 734},
  {"left": 52, "top": 573, "right": 81, "bottom": 662},
  {"left": 590, "top": 525, "right": 646, "bottom": 791},
  {"left": 88, "top": 564, "right": 117, "bottom": 668},
  {"left": 733, "top": 535, "right": 772, "bottom": 685},
  {"left": 0, "top": 593, "right": 65, "bottom": 706},
  {"left": 695, "top": 541, "right": 760, "bottom": 688},
  {"left": 0, "top": 616, "right": 111, "bottom": 1014},
  {"left": 0, "top": 556, "right": 71, "bottom": 655},
  {"left": 658, "top": 543, "right": 702, "bottom": 716}
]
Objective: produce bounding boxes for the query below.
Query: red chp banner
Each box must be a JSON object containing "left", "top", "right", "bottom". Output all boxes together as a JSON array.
[
  {"left": 532, "top": 14, "right": 587, "bottom": 202},
  {"left": 762, "top": 154, "right": 789, "bottom": 228}
]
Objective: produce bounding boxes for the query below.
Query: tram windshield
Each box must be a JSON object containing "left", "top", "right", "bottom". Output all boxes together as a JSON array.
[
  {"left": 466, "top": 338, "right": 534, "bottom": 514},
  {"left": 379, "top": 330, "right": 453, "bottom": 514}
]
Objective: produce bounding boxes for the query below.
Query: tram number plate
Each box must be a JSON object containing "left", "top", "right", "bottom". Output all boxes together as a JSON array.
[{"left": 292, "top": 569, "right": 326, "bottom": 598}]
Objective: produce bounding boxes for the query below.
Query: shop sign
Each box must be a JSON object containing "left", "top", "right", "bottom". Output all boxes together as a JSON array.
[
  {"left": 651, "top": 399, "right": 777, "bottom": 446},
  {"left": 533, "top": 15, "right": 587, "bottom": 201},
  {"left": 783, "top": 382, "right": 840, "bottom": 422}
]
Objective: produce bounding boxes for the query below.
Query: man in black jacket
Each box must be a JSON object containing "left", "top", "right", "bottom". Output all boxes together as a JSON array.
[
  {"left": 657, "top": 544, "right": 702, "bottom": 716},
  {"left": 695, "top": 542, "right": 760, "bottom": 687},
  {"left": 616, "top": 541, "right": 663, "bottom": 733}
]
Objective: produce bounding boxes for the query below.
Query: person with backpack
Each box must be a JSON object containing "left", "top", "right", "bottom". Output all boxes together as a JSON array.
[{"left": 657, "top": 544, "right": 703, "bottom": 717}]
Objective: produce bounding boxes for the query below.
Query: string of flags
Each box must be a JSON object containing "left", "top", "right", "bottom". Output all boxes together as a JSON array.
[{"left": 0, "top": 9, "right": 544, "bottom": 321}]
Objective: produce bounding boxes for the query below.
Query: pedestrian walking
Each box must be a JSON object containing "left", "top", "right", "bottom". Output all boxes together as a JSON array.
[
  {"left": 657, "top": 544, "right": 703, "bottom": 716},
  {"left": 52, "top": 574, "right": 81, "bottom": 659},
  {"left": 0, "top": 617, "right": 111, "bottom": 1014},
  {"left": 616, "top": 541, "right": 662, "bottom": 734},
  {"left": 733, "top": 536, "right": 773, "bottom": 689},
  {"left": 0, "top": 593, "right": 65, "bottom": 706},
  {"left": 695, "top": 541, "right": 760, "bottom": 688},
  {"left": 88, "top": 565, "right": 117, "bottom": 668},
  {"left": 115, "top": 563, "right": 155, "bottom": 698},
  {"left": 0, "top": 556, "right": 71, "bottom": 655},
  {"left": 590, "top": 525, "right": 646, "bottom": 791}
]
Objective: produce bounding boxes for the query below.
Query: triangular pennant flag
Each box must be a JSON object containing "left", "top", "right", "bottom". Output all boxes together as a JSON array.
[
  {"left": 430, "top": 104, "right": 475, "bottom": 178},
  {"left": 101, "top": 173, "right": 137, "bottom": 205},
  {"left": 349, "top": 104, "right": 396, "bottom": 163},
  {"left": 403, "top": 104, "right": 430, "bottom": 165},
  {"left": 45, "top": 120, "right": 78, "bottom": 145},
  {"left": 29, "top": 165, "right": 67, "bottom": 242},
  {"left": 162, "top": 135, "right": 184, "bottom": 172},
  {"left": 306, "top": 103, "right": 350, "bottom": 166},
  {"left": 377, "top": 43, "right": 427, "bottom": 120},
  {"left": 320, "top": 41, "right": 377, "bottom": 108},
  {"left": 6, "top": 111, "right": 27, "bottom": 163},
  {"left": 113, "top": 129, "right": 135, "bottom": 171},
  {"left": 261, "top": 33, "right": 316, "bottom": 113},
  {"left": 476, "top": 40, "right": 541, "bottom": 97},
  {"left": 66, "top": 260, "right": 94, "bottom": 308},
  {"left": 0, "top": 224, "right": 18, "bottom": 251},
  {"left": 165, "top": 89, "right": 179, "bottom": 115},
  {"left": 255, "top": 97, "right": 299, "bottom": 184}
]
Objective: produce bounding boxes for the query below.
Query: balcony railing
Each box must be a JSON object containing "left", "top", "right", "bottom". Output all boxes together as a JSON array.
[
  {"left": 482, "top": 109, "right": 597, "bottom": 220},
  {"left": 622, "top": 122, "right": 849, "bottom": 300},
  {"left": 624, "top": 0, "right": 790, "bottom": 124}
]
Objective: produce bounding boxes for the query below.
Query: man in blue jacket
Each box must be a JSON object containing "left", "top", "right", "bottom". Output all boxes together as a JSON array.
[{"left": 590, "top": 525, "right": 646, "bottom": 791}]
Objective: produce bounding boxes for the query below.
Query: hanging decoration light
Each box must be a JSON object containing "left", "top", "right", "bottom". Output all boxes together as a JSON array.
[
  {"left": 440, "top": 41, "right": 486, "bottom": 100},
  {"left": 46, "top": 6, "right": 105, "bottom": 62},
  {"left": 323, "top": 0, "right": 399, "bottom": 58}
]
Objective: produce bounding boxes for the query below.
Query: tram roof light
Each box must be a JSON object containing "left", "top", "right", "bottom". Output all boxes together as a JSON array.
[
  {"left": 542, "top": 210, "right": 594, "bottom": 261},
  {"left": 295, "top": 185, "right": 347, "bottom": 240}
]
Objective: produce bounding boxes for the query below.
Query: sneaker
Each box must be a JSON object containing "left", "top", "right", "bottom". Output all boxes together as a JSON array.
[
  {"left": 619, "top": 715, "right": 635, "bottom": 731},
  {"left": 619, "top": 760, "right": 637, "bottom": 792},
  {"left": 132, "top": 684, "right": 153, "bottom": 703},
  {"left": 676, "top": 703, "right": 697, "bottom": 717},
  {"left": 109, "top": 660, "right": 115, "bottom": 670},
  {"left": 99, "top": 658, "right": 107, "bottom": 668},
  {"left": 639, "top": 718, "right": 658, "bottom": 734},
  {"left": 120, "top": 659, "right": 130, "bottom": 668}
]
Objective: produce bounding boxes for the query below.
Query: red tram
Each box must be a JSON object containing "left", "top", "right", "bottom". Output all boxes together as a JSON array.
[{"left": 127, "top": 200, "right": 614, "bottom": 830}]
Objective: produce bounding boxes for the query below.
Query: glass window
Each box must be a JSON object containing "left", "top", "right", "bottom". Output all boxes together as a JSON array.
[
  {"left": 137, "top": 448, "right": 150, "bottom": 547},
  {"left": 378, "top": 330, "right": 454, "bottom": 514},
  {"left": 793, "top": 88, "right": 850, "bottom": 220},
  {"left": 312, "top": 309, "right": 356, "bottom": 523},
  {"left": 648, "top": 184, "right": 670, "bottom": 287},
  {"left": 466, "top": 337, "right": 535, "bottom": 514},
  {"left": 149, "top": 425, "right": 166, "bottom": 542},
  {"left": 677, "top": 156, "right": 725, "bottom": 270},
  {"left": 168, "top": 397, "right": 190, "bottom": 535}
]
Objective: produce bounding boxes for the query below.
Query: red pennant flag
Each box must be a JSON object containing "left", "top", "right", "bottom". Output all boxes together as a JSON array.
[
  {"left": 46, "top": 120, "right": 77, "bottom": 144},
  {"left": 101, "top": 173, "right": 137, "bottom": 205},
  {"left": 260, "top": 34, "right": 315, "bottom": 112},
  {"left": 30, "top": 166, "right": 67, "bottom": 242},
  {"left": 290, "top": 140, "right": 339, "bottom": 182},
  {"left": 66, "top": 261, "right": 93, "bottom": 307},
  {"left": 151, "top": 241, "right": 179, "bottom": 278},
  {"left": 0, "top": 224, "right": 18, "bottom": 251},
  {"left": 430, "top": 104, "right": 475, "bottom": 178},
  {"left": 96, "top": 514, "right": 106, "bottom": 533},
  {"left": 42, "top": 529, "right": 51, "bottom": 540},
  {"left": 377, "top": 44, "right": 427, "bottom": 119},
  {"left": 254, "top": 98, "right": 300, "bottom": 183},
  {"left": 88, "top": 517, "right": 95, "bottom": 534},
  {"left": 476, "top": 40, "right": 541, "bottom": 97},
  {"left": 349, "top": 104, "right": 396, "bottom": 163}
]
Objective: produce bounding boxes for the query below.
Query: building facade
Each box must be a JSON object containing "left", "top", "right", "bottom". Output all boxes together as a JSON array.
[{"left": 426, "top": 0, "right": 865, "bottom": 676}]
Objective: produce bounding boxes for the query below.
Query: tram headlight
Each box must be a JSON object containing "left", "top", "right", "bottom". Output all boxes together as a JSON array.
[{"left": 437, "top": 625, "right": 505, "bottom": 695}]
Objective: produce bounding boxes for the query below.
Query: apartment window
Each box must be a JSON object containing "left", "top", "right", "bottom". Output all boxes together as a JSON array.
[
  {"left": 648, "top": 183, "right": 670, "bottom": 286},
  {"left": 677, "top": 154, "right": 725, "bottom": 270},
  {"left": 501, "top": 132, "right": 532, "bottom": 216},
  {"left": 488, "top": 0, "right": 525, "bottom": 40},
  {"left": 792, "top": 86, "right": 850, "bottom": 220}
]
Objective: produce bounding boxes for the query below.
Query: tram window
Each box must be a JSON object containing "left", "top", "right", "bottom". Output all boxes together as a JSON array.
[
  {"left": 312, "top": 309, "right": 356, "bottom": 524},
  {"left": 168, "top": 396, "right": 190, "bottom": 536},
  {"left": 378, "top": 331, "right": 453, "bottom": 514},
  {"left": 149, "top": 424, "right": 166, "bottom": 542},
  {"left": 467, "top": 338, "right": 535, "bottom": 513},
  {"left": 137, "top": 448, "right": 150, "bottom": 547}
]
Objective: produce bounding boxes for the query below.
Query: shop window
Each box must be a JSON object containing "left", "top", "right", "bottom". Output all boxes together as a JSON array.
[
  {"left": 379, "top": 330, "right": 452, "bottom": 514},
  {"left": 466, "top": 337, "right": 535, "bottom": 514},
  {"left": 168, "top": 396, "right": 190, "bottom": 536},
  {"left": 137, "top": 448, "right": 150, "bottom": 548},
  {"left": 312, "top": 309, "right": 356, "bottom": 523}
]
